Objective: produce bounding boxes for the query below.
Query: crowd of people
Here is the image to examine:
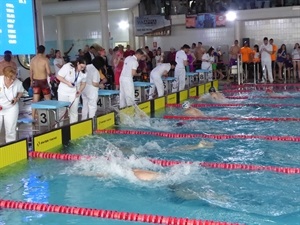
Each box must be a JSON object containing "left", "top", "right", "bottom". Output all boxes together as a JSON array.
[{"left": 0, "top": 34, "right": 299, "bottom": 144}]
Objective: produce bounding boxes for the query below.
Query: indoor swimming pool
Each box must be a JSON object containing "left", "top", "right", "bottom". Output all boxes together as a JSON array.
[{"left": 1, "top": 88, "right": 300, "bottom": 225}]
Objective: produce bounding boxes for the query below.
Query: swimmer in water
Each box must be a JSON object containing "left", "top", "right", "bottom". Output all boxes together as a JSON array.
[
  {"left": 182, "top": 101, "right": 206, "bottom": 117},
  {"left": 173, "top": 140, "right": 214, "bottom": 151},
  {"left": 198, "top": 86, "right": 228, "bottom": 102},
  {"left": 82, "top": 168, "right": 161, "bottom": 181}
]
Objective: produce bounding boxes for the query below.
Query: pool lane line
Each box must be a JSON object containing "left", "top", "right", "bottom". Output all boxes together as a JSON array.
[
  {"left": 96, "top": 130, "right": 300, "bottom": 142},
  {"left": 28, "top": 152, "right": 300, "bottom": 175},
  {"left": 166, "top": 103, "right": 300, "bottom": 108},
  {"left": 163, "top": 115, "right": 300, "bottom": 122},
  {"left": 189, "top": 96, "right": 300, "bottom": 99},
  {"left": 226, "top": 83, "right": 300, "bottom": 88},
  {"left": 0, "top": 199, "right": 242, "bottom": 225}
]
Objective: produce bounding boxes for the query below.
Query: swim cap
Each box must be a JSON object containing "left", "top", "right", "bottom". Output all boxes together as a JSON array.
[
  {"left": 182, "top": 101, "right": 190, "bottom": 109},
  {"left": 209, "top": 87, "right": 216, "bottom": 93}
]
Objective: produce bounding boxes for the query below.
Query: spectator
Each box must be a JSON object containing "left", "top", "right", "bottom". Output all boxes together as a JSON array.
[
  {"left": 0, "top": 66, "right": 24, "bottom": 143},
  {"left": 260, "top": 37, "right": 273, "bottom": 83},
  {"left": 123, "top": 45, "right": 135, "bottom": 58},
  {"left": 0, "top": 50, "right": 17, "bottom": 75},
  {"left": 84, "top": 45, "right": 96, "bottom": 64}
]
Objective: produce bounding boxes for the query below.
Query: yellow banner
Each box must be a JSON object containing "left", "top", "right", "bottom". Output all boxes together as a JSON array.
[
  {"left": 198, "top": 84, "right": 205, "bottom": 95},
  {"left": 138, "top": 101, "right": 151, "bottom": 114},
  {"left": 167, "top": 93, "right": 177, "bottom": 104},
  {"left": 179, "top": 90, "right": 188, "bottom": 102},
  {"left": 189, "top": 87, "right": 197, "bottom": 97},
  {"left": 154, "top": 97, "right": 165, "bottom": 111},
  {"left": 70, "top": 120, "right": 93, "bottom": 140},
  {"left": 0, "top": 140, "right": 27, "bottom": 169},
  {"left": 34, "top": 130, "right": 62, "bottom": 152},
  {"left": 96, "top": 112, "right": 115, "bottom": 130}
]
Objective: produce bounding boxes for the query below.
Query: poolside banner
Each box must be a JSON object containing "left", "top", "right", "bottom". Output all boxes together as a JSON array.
[
  {"left": 135, "top": 15, "right": 171, "bottom": 36},
  {"left": 186, "top": 13, "right": 226, "bottom": 29},
  {"left": 0, "top": 139, "right": 27, "bottom": 169}
]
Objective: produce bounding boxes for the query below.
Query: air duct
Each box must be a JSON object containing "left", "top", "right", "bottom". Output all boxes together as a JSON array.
[{"left": 42, "top": 0, "right": 140, "bottom": 16}]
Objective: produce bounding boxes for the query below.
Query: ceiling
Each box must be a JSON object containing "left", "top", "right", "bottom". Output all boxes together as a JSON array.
[{"left": 42, "top": 0, "right": 141, "bottom": 16}]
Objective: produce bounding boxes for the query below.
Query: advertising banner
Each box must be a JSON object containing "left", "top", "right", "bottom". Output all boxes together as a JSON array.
[
  {"left": 135, "top": 15, "right": 171, "bottom": 36},
  {"left": 186, "top": 13, "right": 226, "bottom": 29}
]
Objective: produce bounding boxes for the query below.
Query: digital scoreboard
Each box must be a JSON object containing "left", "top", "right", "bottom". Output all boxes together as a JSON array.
[{"left": 0, "top": 0, "right": 36, "bottom": 55}]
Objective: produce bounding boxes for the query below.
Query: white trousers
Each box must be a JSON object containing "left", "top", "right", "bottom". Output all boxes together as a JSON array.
[
  {"left": 119, "top": 76, "right": 134, "bottom": 108},
  {"left": 174, "top": 68, "right": 186, "bottom": 91},
  {"left": 0, "top": 105, "right": 19, "bottom": 143},
  {"left": 58, "top": 92, "right": 79, "bottom": 124},
  {"left": 149, "top": 73, "right": 164, "bottom": 99},
  {"left": 261, "top": 60, "right": 273, "bottom": 83},
  {"left": 81, "top": 85, "right": 98, "bottom": 120}
]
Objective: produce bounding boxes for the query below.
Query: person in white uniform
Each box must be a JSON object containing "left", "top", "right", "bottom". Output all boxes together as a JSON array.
[
  {"left": 0, "top": 66, "right": 24, "bottom": 143},
  {"left": 175, "top": 44, "right": 190, "bottom": 91},
  {"left": 260, "top": 37, "right": 273, "bottom": 83},
  {"left": 56, "top": 57, "right": 87, "bottom": 124},
  {"left": 81, "top": 61, "right": 101, "bottom": 120},
  {"left": 148, "top": 61, "right": 177, "bottom": 100},
  {"left": 201, "top": 47, "right": 215, "bottom": 70},
  {"left": 119, "top": 49, "right": 145, "bottom": 108}
]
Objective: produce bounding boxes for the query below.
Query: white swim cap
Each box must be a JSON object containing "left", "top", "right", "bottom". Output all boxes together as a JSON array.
[{"left": 182, "top": 101, "right": 191, "bottom": 109}]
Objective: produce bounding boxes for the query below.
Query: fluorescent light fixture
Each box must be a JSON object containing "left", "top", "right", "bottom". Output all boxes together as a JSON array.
[
  {"left": 226, "top": 11, "right": 237, "bottom": 21},
  {"left": 118, "top": 20, "right": 129, "bottom": 29}
]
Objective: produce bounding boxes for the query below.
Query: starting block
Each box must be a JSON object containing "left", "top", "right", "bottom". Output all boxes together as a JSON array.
[
  {"left": 185, "top": 72, "right": 199, "bottom": 88},
  {"left": 98, "top": 89, "right": 120, "bottom": 110},
  {"left": 162, "top": 77, "right": 176, "bottom": 94},
  {"left": 196, "top": 69, "right": 211, "bottom": 83},
  {"left": 134, "top": 82, "right": 153, "bottom": 102}
]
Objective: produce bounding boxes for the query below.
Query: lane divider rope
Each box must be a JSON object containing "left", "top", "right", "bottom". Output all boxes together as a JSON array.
[
  {"left": 225, "top": 83, "right": 300, "bottom": 87},
  {"left": 95, "top": 130, "right": 300, "bottom": 142},
  {"left": 166, "top": 103, "right": 300, "bottom": 108},
  {"left": 163, "top": 115, "right": 300, "bottom": 122},
  {"left": 28, "top": 152, "right": 300, "bottom": 174},
  {"left": 0, "top": 199, "right": 242, "bottom": 225}
]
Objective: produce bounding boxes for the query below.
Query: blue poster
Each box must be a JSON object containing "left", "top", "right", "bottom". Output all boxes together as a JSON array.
[{"left": 0, "top": 0, "right": 36, "bottom": 55}]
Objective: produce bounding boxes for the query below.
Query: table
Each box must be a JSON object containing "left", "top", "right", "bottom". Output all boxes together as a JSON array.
[
  {"left": 162, "top": 77, "right": 176, "bottom": 94},
  {"left": 31, "top": 100, "right": 71, "bottom": 130},
  {"left": 98, "top": 89, "right": 120, "bottom": 110},
  {"left": 196, "top": 69, "right": 211, "bottom": 82},
  {"left": 134, "top": 82, "right": 153, "bottom": 102},
  {"left": 185, "top": 72, "right": 199, "bottom": 88}
]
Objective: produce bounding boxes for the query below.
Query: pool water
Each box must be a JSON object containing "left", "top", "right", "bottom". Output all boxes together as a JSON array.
[{"left": 1, "top": 91, "right": 300, "bottom": 225}]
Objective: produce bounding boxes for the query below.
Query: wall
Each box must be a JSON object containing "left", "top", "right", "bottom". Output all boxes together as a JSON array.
[
  {"left": 43, "top": 10, "right": 132, "bottom": 59},
  {"left": 41, "top": 6, "right": 300, "bottom": 58},
  {"left": 242, "top": 18, "right": 300, "bottom": 52}
]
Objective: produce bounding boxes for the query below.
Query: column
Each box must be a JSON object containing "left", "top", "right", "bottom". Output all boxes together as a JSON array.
[
  {"left": 100, "top": 0, "right": 109, "bottom": 51},
  {"left": 138, "top": 36, "right": 146, "bottom": 48},
  {"left": 56, "top": 16, "right": 64, "bottom": 52},
  {"left": 35, "top": 0, "right": 45, "bottom": 46},
  {"left": 234, "top": 20, "right": 241, "bottom": 43},
  {"left": 128, "top": 10, "right": 136, "bottom": 49}
]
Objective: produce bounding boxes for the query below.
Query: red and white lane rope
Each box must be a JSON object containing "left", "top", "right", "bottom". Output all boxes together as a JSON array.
[
  {"left": 28, "top": 152, "right": 300, "bottom": 175},
  {"left": 163, "top": 115, "right": 300, "bottom": 122},
  {"left": 166, "top": 103, "right": 300, "bottom": 108},
  {"left": 95, "top": 130, "right": 300, "bottom": 142},
  {"left": 0, "top": 199, "right": 242, "bottom": 225}
]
